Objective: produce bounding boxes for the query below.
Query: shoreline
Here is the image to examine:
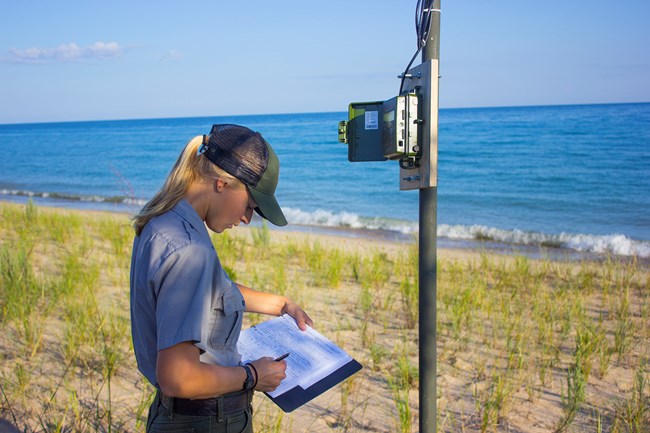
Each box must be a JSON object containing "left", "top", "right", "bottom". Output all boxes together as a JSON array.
[{"left": 1, "top": 197, "right": 646, "bottom": 265}]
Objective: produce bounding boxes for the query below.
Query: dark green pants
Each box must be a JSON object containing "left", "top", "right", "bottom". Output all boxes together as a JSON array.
[{"left": 146, "top": 392, "right": 253, "bottom": 433}]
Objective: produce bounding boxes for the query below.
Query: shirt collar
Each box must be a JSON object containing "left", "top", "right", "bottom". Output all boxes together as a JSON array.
[{"left": 172, "top": 199, "right": 211, "bottom": 240}]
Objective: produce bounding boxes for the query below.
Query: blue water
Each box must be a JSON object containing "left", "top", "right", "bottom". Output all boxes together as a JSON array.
[{"left": 1, "top": 103, "right": 649, "bottom": 258}]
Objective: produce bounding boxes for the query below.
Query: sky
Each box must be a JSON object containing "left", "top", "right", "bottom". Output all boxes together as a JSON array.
[{"left": 1, "top": 0, "right": 649, "bottom": 124}]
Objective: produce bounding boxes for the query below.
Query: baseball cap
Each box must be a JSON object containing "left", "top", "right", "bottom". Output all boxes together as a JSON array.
[{"left": 197, "top": 124, "right": 287, "bottom": 226}]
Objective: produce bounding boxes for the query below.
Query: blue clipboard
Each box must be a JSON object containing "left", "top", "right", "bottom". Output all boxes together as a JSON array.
[{"left": 266, "top": 358, "right": 363, "bottom": 412}]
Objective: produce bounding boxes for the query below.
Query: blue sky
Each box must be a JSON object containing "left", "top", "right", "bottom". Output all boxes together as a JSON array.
[{"left": 1, "top": 0, "right": 648, "bottom": 124}]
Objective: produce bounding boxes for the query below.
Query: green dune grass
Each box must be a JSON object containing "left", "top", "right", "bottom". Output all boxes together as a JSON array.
[{"left": 0, "top": 201, "right": 648, "bottom": 432}]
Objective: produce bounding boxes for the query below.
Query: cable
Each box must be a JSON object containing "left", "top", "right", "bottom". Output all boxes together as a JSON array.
[
  {"left": 399, "top": 0, "right": 437, "bottom": 94},
  {"left": 415, "top": 0, "right": 434, "bottom": 48},
  {"left": 397, "top": 0, "right": 437, "bottom": 168}
]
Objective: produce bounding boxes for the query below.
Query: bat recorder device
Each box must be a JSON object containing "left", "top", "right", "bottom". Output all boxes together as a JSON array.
[
  {"left": 382, "top": 93, "right": 420, "bottom": 160},
  {"left": 338, "top": 93, "right": 420, "bottom": 163}
]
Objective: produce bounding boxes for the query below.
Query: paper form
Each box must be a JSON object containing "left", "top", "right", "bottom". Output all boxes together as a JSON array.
[{"left": 237, "top": 315, "right": 352, "bottom": 397}]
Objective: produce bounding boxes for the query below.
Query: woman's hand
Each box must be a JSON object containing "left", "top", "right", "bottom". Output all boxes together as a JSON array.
[
  {"left": 249, "top": 357, "right": 287, "bottom": 392},
  {"left": 280, "top": 299, "right": 313, "bottom": 331},
  {"left": 236, "top": 283, "right": 313, "bottom": 330}
]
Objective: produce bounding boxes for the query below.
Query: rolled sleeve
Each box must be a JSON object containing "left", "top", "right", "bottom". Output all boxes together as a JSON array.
[{"left": 154, "top": 244, "right": 213, "bottom": 351}]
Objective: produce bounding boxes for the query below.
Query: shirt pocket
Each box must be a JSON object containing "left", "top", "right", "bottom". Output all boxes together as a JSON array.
[{"left": 209, "top": 286, "right": 245, "bottom": 349}]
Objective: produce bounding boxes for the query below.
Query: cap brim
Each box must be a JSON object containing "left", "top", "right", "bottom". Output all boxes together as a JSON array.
[{"left": 248, "top": 187, "right": 287, "bottom": 227}]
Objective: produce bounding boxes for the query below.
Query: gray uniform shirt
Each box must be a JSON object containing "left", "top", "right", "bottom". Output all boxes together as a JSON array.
[{"left": 130, "top": 199, "right": 245, "bottom": 388}]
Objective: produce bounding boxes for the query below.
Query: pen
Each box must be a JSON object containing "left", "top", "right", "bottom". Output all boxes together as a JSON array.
[{"left": 274, "top": 353, "right": 290, "bottom": 362}]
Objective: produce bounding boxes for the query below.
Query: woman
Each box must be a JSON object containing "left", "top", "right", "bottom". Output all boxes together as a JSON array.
[{"left": 130, "top": 124, "right": 312, "bottom": 432}]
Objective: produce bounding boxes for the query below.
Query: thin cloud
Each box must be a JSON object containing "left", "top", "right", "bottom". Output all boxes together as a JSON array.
[
  {"left": 7, "top": 41, "right": 123, "bottom": 63},
  {"left": 161, "top": 49, "right": 183, "bottom": 62}
]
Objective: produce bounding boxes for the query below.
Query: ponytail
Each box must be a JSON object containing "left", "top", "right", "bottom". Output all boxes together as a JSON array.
[{"left": 131, "top": 135, "right": 239, "bottom": 235}]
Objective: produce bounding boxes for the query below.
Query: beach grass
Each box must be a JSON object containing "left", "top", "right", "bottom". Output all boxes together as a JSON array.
[{"left": 0, "top": 201, "right": 648, "bottom": 432}]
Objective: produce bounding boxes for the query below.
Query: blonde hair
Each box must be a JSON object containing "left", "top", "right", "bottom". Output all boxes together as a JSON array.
[{"left": 132, "top": 135, "right": 242, "bottom": 235}]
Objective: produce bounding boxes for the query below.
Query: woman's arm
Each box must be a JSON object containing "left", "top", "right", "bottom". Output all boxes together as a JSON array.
[
  {"left": 156, "top": 341, "right": 287, "bottom": 399},
  {"left": 237, "top": 283, "right": 313, "bottom": 331},
  {"left": 156, "top": 342, "right": 246, "bottom": 399}
]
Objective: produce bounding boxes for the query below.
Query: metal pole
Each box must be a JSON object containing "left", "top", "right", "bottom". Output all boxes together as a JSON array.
[{"left": 420, "top": 1, "right": 440, "bottom": 432}]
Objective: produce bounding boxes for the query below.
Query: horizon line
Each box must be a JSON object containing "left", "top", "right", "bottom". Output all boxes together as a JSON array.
[{"left": 2, "top": 100, "right": 648, "bottom": 127}]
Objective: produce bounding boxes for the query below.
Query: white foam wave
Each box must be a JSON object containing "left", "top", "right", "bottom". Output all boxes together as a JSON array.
[
  {"left": 438, "top": 224, "right": 650, "bottom": 258},
  {"left": 1, "top": 188, "right": 147, "bottom": 207},
  {"left": 2, "top": 192, "right": 646, "bottom": 258},
  {"left": 283, "top": 207, "right": 418, "bottom": 234},
  {"left": 284, "top": 207, "right": 363, "bottom": 228},
  {"left": 283, "top": 209, "right": 649, "bottom": 258}
]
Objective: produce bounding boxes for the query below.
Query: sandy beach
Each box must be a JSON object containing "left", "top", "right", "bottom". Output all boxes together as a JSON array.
[{"left": 0, "top": 201, "right": 648, "bottom": 432}]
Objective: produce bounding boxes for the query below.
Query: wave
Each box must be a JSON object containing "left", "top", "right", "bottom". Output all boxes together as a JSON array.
[
  {"left": 283, "top": 207, "right": 419, "bottom": 234},
  {"left": 2, "top": 192, "right": 648, "bottom": 259},
  {"left": 284, "top": 208, "right": 650, "bottom": 258},
  {"left": 0, "top": 188, "right": 147, "bottom": 207},
  {"left": 439, "top": 224, "right": 649, "bottom": 258}
]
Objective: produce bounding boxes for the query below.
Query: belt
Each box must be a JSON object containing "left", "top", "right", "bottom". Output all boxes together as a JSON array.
[{"left": 160, "top": 389, "right": 252, "bottom": 416}]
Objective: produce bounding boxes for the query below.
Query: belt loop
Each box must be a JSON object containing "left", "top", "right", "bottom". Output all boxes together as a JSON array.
[
  {"left": 217, "top": 396, "right": 225, "bottom": 423},
  {"left": 167, "top": 396, "right": 174, "bottom": 420},
  {"left": 147, "top": 391, "right": 161, "bottom": 432}
]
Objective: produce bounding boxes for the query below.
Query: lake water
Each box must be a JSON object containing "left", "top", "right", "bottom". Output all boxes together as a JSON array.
[{"left": 1, "top": 103, "right": 648, "bottom": 258}]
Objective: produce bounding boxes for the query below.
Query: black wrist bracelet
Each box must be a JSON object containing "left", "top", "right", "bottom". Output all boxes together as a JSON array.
[
  {"left": 241, "top": 364, "right": 254, "bottom": 391},
  {"left": 246, "top": 363, "right": 258, "bottom": 389}
]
